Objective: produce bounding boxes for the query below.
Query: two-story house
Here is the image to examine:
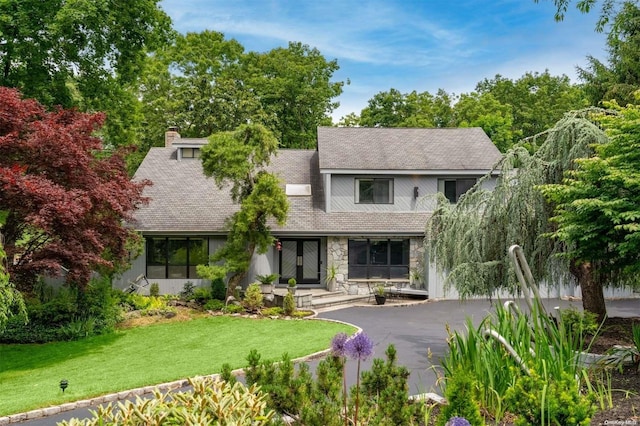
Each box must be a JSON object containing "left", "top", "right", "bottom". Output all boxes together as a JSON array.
[{"left": 118, "top": 126, "right": 503, "bottom": 298}]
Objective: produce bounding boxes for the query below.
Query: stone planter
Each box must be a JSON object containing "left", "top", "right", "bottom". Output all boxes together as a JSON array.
[
  {"left": 287, "top": 286, "right": 297, "bottom": 295},
  {"left": 327, "top": 277, "right": 337, "bottom": 292}
]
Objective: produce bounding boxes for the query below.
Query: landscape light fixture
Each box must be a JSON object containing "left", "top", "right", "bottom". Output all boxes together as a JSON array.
[{"left": 60, "top": 379, "right": 68, "bottom": 392}]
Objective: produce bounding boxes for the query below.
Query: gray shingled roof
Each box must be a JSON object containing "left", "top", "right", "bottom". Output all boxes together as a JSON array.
[
  {"left": 132, "top": 127, "right": 502, "bottom": 235},
  {"left": 132, "top": 147, "right": 430, "bottom": 235},
  {"left": 317, "top": 127, "right": 502, "bottom": 171}
]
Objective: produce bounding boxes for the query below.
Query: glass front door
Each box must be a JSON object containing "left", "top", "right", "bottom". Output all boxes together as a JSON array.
[{"left": 279, "top": 239, "right": 320, "bottom": 285}]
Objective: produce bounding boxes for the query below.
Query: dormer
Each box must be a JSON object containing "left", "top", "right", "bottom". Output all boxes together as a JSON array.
[{"left": 164, "top": 128, "right": 208, "bottom": 160}]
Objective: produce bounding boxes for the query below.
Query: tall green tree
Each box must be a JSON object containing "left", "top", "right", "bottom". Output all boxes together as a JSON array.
[
  {"left": 539, "top": 102, "right": 640, "bottom": 317},
  {"left": 135, "top": 31, "right": 265, "bottom": 169},
  {"left": 427, "top": 108, "right": 616, "bottom": 320},
  {"left": 475, "top": 71, "right": 588, "bottom": 142},
  {"left": 243, "top": 42, "right": 344, "bottom": 148},
  {"left": 359, "top": 89, "right": 454, "bottom": 128},
  {"left": 0, "top": 0, "right": 173, "bottom": 149},
  {"left": 578, "top": 2, "right": 640, "bottom": 106},
  {"left": 453, "top": 92, "right": 517, "bottom": 152},
  {"left": 198, "top": 124, "right": 289, "bottom": 296}
]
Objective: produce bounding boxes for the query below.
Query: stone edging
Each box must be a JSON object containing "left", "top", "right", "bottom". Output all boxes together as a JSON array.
[{"left": 0, "top": 317, "right": 361, "bottom": 425}]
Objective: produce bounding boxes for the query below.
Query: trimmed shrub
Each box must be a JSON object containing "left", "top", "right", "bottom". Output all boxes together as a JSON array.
[
  {"left": 243, "top": 283, "right": 263, "bottom": 312},
  {"left": 283, "top": 291, "right": 295, "bottom": 316},
  {"left": 211, "top": 277, "right": 226, "bottom": 301}
]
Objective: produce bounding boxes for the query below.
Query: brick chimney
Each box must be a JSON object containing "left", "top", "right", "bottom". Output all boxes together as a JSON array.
[{"left": 165, "top": 127, "right": 180, "bottom": 147}]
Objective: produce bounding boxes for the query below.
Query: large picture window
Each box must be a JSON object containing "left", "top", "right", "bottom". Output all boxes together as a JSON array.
[
  {"left": 146, "top": 237, "right": 209, "bottom": 279},
  {"left": 355, "top": 178, "right": 393, "bottom": 204},
  {"left": 348, "top": 239, "right": 409, "bottom": 279},
  {"left": 440, "top": 178, "right": 476, "bottom": 203}
]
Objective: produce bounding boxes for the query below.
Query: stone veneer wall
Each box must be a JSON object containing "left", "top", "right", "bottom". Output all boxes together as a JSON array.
[{"left": 327, "top": 236, "right": 425, "bottom": 294}]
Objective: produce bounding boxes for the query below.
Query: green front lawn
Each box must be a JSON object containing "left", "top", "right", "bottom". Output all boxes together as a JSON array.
[{"left": 0, "top": 316, "right": 355, "bottom": 416}]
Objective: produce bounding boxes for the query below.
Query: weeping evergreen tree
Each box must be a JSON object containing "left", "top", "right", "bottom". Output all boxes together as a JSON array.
[{"left": 427, "top": 108, "right": 614, "bottom": 319}]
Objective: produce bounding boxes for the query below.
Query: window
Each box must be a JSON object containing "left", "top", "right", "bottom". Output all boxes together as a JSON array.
[
  {"left": 440, "top": 178, "right": 476, "bottom": 203},
  {"left": 348, "top": 239, "right": 409, "bottom": 279},
  {"left": 355, "top": 178, "right": 393, "bottom": 204},
  {"left": 146, "top": 237, "right": 208, "bottom": 279},
  {"left": 181, "top": 148, "right": 200, "bottom": 158}
]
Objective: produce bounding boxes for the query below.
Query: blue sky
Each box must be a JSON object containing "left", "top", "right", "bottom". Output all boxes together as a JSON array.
[{"left": 160, "top": 0, "right": 607, "bottom": 121}]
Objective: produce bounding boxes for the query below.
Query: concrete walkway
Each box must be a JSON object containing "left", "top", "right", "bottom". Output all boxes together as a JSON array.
[{"left": 6, "top": 297, "right": 639, "bottom": 424}]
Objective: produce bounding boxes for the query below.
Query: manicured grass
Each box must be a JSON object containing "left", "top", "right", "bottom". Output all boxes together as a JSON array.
[{"left": 0, "top": 316, "right": 355, "bottom": 416}]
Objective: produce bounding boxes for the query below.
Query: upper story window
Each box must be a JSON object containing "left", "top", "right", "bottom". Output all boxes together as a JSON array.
[
  {"left": 355, "top": 178, "right": 393, "bottom": 204},
  {"left": 181, "top": 147, "right": 201, "bottom": 159},
  {"left": 440, "top": 178, "right": 476, "bottom": 203}
]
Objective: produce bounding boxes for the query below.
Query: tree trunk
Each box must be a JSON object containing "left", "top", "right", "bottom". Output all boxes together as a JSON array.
[
  {"left": 571, "top": 262, "right": 607, "bottom": 322},
  {"left": 226, "top": 242, "right": 256, "bottom": 298},
  {"left": 226, "top": 271, "right": 246, "bottom": 299}
]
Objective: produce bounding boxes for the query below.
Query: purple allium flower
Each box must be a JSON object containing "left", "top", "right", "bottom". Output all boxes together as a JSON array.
[
  {"left": 445, "top": 417, "right": 471, "bottom": 426},
  {"left": 331, "top": 332, "right": 349, "bottom": 357},
  {"left": 344, "top": 332, "right": 374, "bottom": 361}
]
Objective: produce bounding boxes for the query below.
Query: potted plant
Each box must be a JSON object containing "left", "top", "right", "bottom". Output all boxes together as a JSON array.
[
  {"left": 374, "top": 285, "right": 386, "bottom": 305},
  {"left": 325, "top": 264, "right": 338, "bottom": 292},
  {"left": 287, "top": 277, "right": 297, "bottom": 295},
  {"left": 255, "top": 273, "right": 278, "bottom": 294}
]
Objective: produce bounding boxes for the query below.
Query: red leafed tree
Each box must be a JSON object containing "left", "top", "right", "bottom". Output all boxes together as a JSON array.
[{"left": 0, "top": 87, "right": 149, "bottom": 293}]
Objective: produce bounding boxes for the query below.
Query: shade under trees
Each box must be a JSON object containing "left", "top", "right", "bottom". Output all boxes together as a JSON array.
[
  {"left": 427, "top": 107, "right": 627, "bottom": 320},
  {"left": 0, "top": 88, "right": 150, "bottom": 293}
]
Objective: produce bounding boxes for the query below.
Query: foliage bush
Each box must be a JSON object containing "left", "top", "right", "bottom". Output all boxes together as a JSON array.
[
  {"left": 440, "top": 299, "right": 598, "bottom": 423},
  {"left": 261, "top": 307, "right": 284, "bottom": 316},
  {"left": 223, "top": 304, "right": 245, "bottom": 314},
  {"left": 283, "top": 291, "right": 295, "bottom": 315},
  {"left": 179, "top": 281, "right": 196, "bottom": 300},
  {"left": 58, "top": 377, "right": 274, "bottom": 425},
  {"left": 435, "top": 369, "right": 484, "bottom": 426},
  {"left": 357, "top": 344, "right": 422, "bottom": 425},
  {"left": 192, "top": 286, "right": 212, "bottom": 305},
  {"left": 243, "top": 283, "right": 264, "bottom": 312},
  {"left": 559, "top": 306, "right": 599, "bottom": 338},
  {"left": 0, "top": 276, "right": 121, "bottom": 343},
  {"left": 210, "top": 277, "right": 226, "bottom": 301},
  {"left": 243, "top": 341, "right": 426, "bottom": 425},
  {"left": 504, "top": 361, "right": 595, "bottom": 425},
  {"left": 149, "top": 282, "right": 159, "bottom": 297},
  {"left": 203, "top": 299, "right": 225, "bottom": 311}
]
